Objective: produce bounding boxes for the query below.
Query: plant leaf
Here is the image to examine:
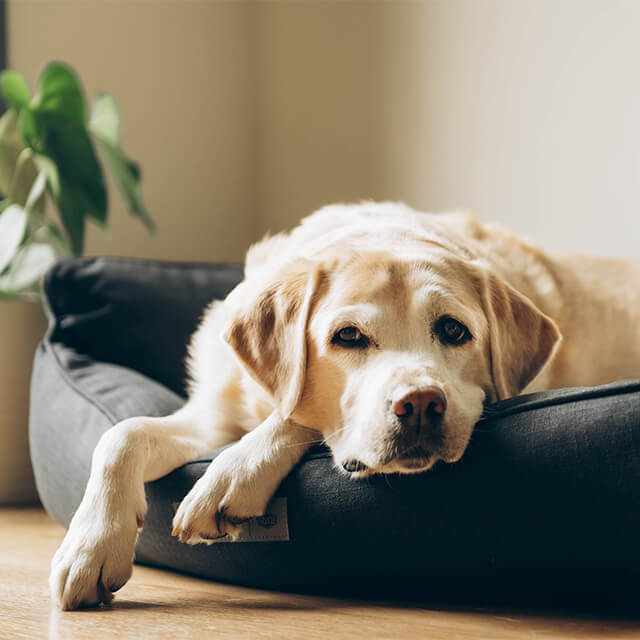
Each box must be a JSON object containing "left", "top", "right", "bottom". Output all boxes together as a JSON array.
[
  {"left": 90, "top": 94, "right": 119, "bottom": 146},
  {"left": 0, "top": 204, "right": 28, "bottom": 273},
  {"left": 57, "top": 192, "right": 86, "bottom": 255},
  {"left": 0, "top": 242, "right": 56, "bottom": 291},
  {"left": 25, "top": 63, "right": 107, "bottom": 231},
  {"left": 33, "top": 153, "right": 60, "bottom": 199},
  {"left": 32, "top": 62, "right": 85, "bottom": 124},
  {"left": 93, "top": 138, "right": 153, "bottom": 230},
  {"left": 25, "top": 168, "right": 48, "bottom": 213},
  {"left": 36, "top": 220, "right": 72, "bottom": 256},
  {"left": 18, "top": 106, "right": 40, "bottom": 150},
  {"left": 0, "top": 110, "right": 25, "bottom": 196},
  {"left": 33, "top": 114, "right": 107, "bottom": 227},
  {"left": 0, "top": 70, "right": 31, "bottom": 112},
  {"left": 0, "top": 108, "right": 17, "bottom": 138},
  {"left": 90, "top": 94, "right": 153, "bottom": 230},
  {"left": 8, "top": 147, "right": 40, "bottom": 208}
]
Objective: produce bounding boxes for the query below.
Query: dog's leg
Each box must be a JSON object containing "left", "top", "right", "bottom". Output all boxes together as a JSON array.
[
  {"left": 49, "top": 406, "right": 233, "bottom": 611},
  {"left": 171, "top": 411, "right": 317, "bottom": 544}
]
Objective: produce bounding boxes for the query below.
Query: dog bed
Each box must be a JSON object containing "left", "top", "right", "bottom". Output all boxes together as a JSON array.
[{"left": 30, "top": 257, "right": 640, "bottom": 607}]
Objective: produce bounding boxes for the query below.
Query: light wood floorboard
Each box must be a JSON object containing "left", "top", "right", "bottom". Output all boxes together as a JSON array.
[{"left": 0, "top": 506, "right": 638, "bottom": 639}]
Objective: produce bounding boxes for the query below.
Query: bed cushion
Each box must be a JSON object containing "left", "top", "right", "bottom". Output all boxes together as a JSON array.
[{"left": 30, "top": 257, "right": 640, "bottom": 608}]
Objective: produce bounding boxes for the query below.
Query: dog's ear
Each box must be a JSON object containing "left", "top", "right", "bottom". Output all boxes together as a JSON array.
[
  {"left": 222, "top": 260, "right": 321, "bottom": 419},
  {"left": 480, "top": 271, "right": 561, "bottom": 400}
]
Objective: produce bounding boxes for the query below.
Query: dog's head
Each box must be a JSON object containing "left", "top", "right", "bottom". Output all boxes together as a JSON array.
[{"left": 223, "top": 247, "right": 560, "bottom": 476}]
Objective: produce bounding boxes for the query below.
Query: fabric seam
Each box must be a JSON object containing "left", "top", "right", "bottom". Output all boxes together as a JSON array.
[
  {"left": 478, "top": 382, "right": 640, "bottom": 422},
  {"left": 44, "top": 341, "right": 120, "bottom": 426}
]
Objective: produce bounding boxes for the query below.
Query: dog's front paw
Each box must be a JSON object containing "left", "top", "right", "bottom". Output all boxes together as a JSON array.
[
  {"left": 172, "top": 448, "right": 274, "bottom": 545},
  {"left": 49, "top": 506, "right": 140, "bottom": 610}
]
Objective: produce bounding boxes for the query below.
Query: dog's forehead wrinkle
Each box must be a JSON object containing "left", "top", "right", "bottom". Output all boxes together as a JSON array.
[
  {"left": 325, "top": 255, "right": 449, "bottom": 309},
  {"left": 325, "top": 304, "right": 382, "bottom": 332},
  {"left": 331, "top": 252, "right": 406, "bottom": 290}
]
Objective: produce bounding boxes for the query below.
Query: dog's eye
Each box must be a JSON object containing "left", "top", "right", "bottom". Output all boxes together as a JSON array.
[
  {"left": 435, "top": 316, "right": 472, "bottom": 346},
  {"left": 332, "top": 326, "right": 369, "bottom": 349}
]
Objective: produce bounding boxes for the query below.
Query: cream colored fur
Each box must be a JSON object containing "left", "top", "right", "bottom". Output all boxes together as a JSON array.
[{"left": 50, "top": 202, "right": 640, "bottom": 609}]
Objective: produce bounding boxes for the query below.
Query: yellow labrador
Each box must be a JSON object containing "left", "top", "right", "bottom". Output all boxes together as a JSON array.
[{"left": 50, "top": 202, "right": 640, "bottom": 609}]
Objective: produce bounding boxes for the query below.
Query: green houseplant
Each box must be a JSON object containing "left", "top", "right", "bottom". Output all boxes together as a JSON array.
[
  {"left": 0, "top": 61, "right": 153, "bottom": 297},
  {"left": 0, "top": 61, "right": 153, "bottom": 502}
]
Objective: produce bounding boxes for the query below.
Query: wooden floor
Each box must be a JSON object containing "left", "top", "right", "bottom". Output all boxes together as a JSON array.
[{"left": 1, "top": 506, "right": 638, "bottom": 640}]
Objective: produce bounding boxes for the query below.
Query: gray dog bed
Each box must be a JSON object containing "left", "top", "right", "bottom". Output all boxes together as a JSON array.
[{"left": 30, "top": 257, "right": 640, "bottom": 608}]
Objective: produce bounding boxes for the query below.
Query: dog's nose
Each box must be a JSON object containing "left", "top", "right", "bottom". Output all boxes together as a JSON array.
[{"left": 392, "top": 386, "right": 447, "bottom": 431}]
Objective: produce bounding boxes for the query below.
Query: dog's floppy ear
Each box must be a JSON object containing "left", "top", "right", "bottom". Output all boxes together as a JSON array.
[
  {"left": 222, "top": 260, "right": 320, "bottom": 419},
  {"left": 480, "top": 271, "right": 561, "bottom": 400}
]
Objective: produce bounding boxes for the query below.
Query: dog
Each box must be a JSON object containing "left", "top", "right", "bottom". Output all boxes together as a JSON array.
[{"left": 50, "top": 202, "right": 640, "bottom": 609}]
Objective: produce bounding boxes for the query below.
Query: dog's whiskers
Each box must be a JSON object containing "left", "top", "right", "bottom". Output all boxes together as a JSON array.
[
  {"left": 323, "top": 426, "right": 348, "bottom": 443},
  {"left": 278, "top": 426, "right": 350, "bottom": 453},
  {"left": 280, "top": 438, "right": 325, "bottom": 450}
]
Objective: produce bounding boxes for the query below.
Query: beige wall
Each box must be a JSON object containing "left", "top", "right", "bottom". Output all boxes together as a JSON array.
[
  {"left": 7, "top": 0, "right": 640, "bottom": 259},
  {"left": 254, "top": 0, "right": 640, "bottom": 256}
]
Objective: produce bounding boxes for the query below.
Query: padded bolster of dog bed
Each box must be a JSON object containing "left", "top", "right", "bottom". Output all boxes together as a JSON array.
[{"left": 30, "top": 257, "right": 640, "bottom": 608}]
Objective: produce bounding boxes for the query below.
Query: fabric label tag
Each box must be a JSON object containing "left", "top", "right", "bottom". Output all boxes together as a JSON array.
[{"left": 212, "top": 497, "right": 289, "bottom": 543}]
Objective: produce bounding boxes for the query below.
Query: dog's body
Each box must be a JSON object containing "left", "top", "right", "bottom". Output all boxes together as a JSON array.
[{"left": 50, "top": 203, "right": 640, "bottom": 609}]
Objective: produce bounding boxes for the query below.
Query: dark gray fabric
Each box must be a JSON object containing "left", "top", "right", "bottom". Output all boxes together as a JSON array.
[
  {"left": 30, "top": 342, "right": 184, "bottom": 527},
  {"left": 30, "top": 257, "right": 640, "bottom": 608},
  {"left": 43, "top": 257, "right": 243, "bottom": 397}
]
